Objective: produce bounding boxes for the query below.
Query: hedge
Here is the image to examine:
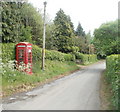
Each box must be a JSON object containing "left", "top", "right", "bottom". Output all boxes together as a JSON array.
[
  {"left": 1, "top": 43, "right": 97, "bottom": 64},
  {"left": 106, "top": 54, "right": 120, "bottom": 109},
  {"left": 1, "top": 43, "right": 75, "bottom": 63},
  {"left": 75, "top": 52, "right": 97, "bottom": 65},
  {"left": 32, "top": 45, "right": 75, "bottom": 62}
]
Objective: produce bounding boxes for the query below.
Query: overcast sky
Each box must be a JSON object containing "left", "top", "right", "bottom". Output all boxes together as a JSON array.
[{"left": 28, "top": 0, "right": 119, "bottom": 34}]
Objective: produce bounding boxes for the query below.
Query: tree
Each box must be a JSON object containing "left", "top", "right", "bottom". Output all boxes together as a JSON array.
[
  {"left": 75, "top": 23, "right": 85, "bottom": 37},
  {"left": 85, "top": 31, "right": 95, "bottom": 54},
  {"left": 20, "top": 3, "right": 43, "bottom": 46},
  {"left": 52, "top": 9, "right": 75, "bottom": 52},
  {"left": 93, "top": 20, "right": 119, "bottom": 58},
  {"left": 1, "top": 1, "right": 44, "bottom": 45},
  {"left": 45, "top": 23, "right": 56, "bottom": 50},
  {"left": 2, "top": 2, "right": 25, "bottom": 43},
  {"left": 70, "top": 37, "right": 88, "bottom": 53},
  {"left": 54, "top": 9, "right": 74, "bottom": 37}
]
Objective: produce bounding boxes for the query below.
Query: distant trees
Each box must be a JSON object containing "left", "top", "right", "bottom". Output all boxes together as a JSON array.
[
  {"left": 93, "top": 20, "right": 119, "bottom": 58},
  {"left": 75, "top": 23, "right": 85, "bottom": 37},
  {"left": 48, "top": 9, "right": 91, "bottom": 54}
]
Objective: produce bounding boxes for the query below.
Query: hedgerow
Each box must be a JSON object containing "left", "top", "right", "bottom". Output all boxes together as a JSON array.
[
  {"left": 1, "top": 43, "right": 75, "bottom": 63},
  {"left": 1, "top": 43, "right": 97, "bottom": 64},
  {"left": 106, "top": 54, "right": 120, "bottom": 109},
  {"left": 32, "top": 45, "right": 75, "bottom": 62}
]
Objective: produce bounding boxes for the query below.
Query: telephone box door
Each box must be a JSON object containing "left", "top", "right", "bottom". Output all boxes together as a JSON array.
[{"left": 18, "top": 48, "right": 25, "bottom": 64}]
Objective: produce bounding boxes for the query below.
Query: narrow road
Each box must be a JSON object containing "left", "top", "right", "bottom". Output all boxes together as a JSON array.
[{"left": 3, "top": 61, "right": 106, "bottom": 110}]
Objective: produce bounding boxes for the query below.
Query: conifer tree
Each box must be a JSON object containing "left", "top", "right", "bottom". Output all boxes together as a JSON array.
[{"left": 75, "top": 23, "right": 85, "bottom": 37}]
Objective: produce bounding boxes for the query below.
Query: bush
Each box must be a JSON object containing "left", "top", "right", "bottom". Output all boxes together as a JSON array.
[
  {"left": 74, "top": 52, "right": 97, "bottom": 64},
  {"left": 64, "top": 53, "right": 75, "bottom": 61},
  {"left": 88, "top": 54, "right": 98, "bottom": 63},
  {"left": 1, "top": 43, "right": 16, "bottom": 63},
  {"left": 106, "top": 55, "right": 120, "bottom": 109}
]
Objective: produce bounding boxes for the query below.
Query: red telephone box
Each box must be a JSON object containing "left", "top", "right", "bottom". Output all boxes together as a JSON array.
[{"left": 16, "top": 42, "right": 32, "bottom": 74}]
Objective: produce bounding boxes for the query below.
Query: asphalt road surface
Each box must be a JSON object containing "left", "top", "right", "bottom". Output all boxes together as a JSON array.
[{"left": 3, "top": 61, "right": 106, "bottom": 110}]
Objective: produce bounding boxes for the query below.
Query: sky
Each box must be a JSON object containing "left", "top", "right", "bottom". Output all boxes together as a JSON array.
[{"left": 28, "top": 0, "right": 119, "bottom": 34}]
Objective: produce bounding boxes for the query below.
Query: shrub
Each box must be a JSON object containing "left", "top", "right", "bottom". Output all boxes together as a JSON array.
[
  {"left": 74, "top": 52, "right": 97, "bottom": 64},
  {"left": 74, "top": 52, "right": 84, "bottom": 60},
  {"left": 64, "top": 53, "right": 75, "bottom": 61},
  {"left": 88, "top": 54, "right": 98, "bottom": 63},
  {"left": 1, "top": 43, "right": 16, "bottom": 63},
  {"left": 106, "top": 54, "right": 120, "bottom": 109}
]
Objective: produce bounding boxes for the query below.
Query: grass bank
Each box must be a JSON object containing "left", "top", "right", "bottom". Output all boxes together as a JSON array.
[{"left": 2, "top": 60, "right": 79, "bottom": 97}]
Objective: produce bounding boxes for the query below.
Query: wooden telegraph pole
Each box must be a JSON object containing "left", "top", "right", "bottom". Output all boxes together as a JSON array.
[{"left": 42, "top": 1, "right": 47, "bottom": 70}]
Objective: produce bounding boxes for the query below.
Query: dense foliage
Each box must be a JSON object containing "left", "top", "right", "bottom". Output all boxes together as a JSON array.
[
  {"left": 1, "top": 43, "right": 16, "bottom": 62},
  {"left": 106, "top": 55, "right": 120, "bottom": 109},
  {"left": 53, "top": 9, "right": 74, "bottom": 38},
  {"left": 74, "top": 52, "right": 97, "bottom": 65},
  {"left": 2, "top": 2, "right": 25, "bottom": 42},
  {"left": 93, "top": 20, "right": 120, "bottom": 58},
  {"left": 1, "top": 1, "right": 44, "bottom": 46}
]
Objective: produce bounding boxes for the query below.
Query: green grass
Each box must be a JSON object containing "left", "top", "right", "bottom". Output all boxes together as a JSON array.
[
  {"left": 2, "top": 60, "right": 79, "bottom": 97},
  {"left": 33, "top": 60, "right": 78, "bottom": 75}
]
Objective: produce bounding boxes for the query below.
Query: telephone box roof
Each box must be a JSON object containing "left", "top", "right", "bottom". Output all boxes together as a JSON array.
[{"left": 16, "top": 42, "right": 32, "bottom": 46}]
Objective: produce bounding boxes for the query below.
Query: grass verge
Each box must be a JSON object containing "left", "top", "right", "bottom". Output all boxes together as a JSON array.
[{"left": 2, "top": 60, "right": 79, "bottom": 97}]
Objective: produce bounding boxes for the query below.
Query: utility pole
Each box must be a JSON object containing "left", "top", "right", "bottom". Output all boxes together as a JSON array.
[{"left": 42, "top": 1, "right": 47, "bottom": 70}]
